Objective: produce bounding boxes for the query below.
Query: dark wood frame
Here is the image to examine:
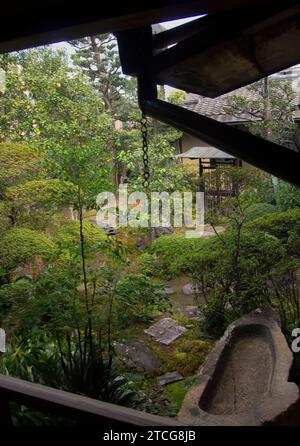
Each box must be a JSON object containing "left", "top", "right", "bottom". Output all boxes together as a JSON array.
[{"left": 0, "top": 374, "right": 180, "bottom": 427}]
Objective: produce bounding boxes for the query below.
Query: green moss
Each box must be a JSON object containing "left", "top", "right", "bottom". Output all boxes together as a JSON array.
[
  {"left": 165, "top": 380, "right": 187, "bottom": 412},
  {"left": 151, "top": 335, "right": 214, "bottom": 377}
]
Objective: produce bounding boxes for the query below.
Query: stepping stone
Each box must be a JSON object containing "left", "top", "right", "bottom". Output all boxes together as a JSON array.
[
  {"left": 180, "top": 306, "right": 202, "bottom": 320},
  {"left": 163, "top": 286, "right": 175, "bottom": 295},
  {"left": 145, "top": 317, "right": 187, "bottom": 346},
  {"left": 102, "top": 226, "right": 120, "bottom": 236},
  {"left": 203, "top": 231, "right": 216, "bottom": 237},
  {"left": 115, "top": 341, "right": 161, "bottom": 373},
  {"left": 157, "top": 371, "right": 183, "bottom": 386},
  {"left": 182, "top": 283, "right": 200, "bottom": 295},
  {"left": 97, "top": 220, "right": 120, "bottom": 236},
  {"left": 145, "top": 317, "right": 176, "bottom": 337},
  {"left": 154, "top": 226, "right": 174, "bottom": 238}
]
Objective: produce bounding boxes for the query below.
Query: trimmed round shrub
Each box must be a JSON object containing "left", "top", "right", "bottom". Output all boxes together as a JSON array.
[{"left": 0, "top": 228, "right": 56, "bottom": 271}]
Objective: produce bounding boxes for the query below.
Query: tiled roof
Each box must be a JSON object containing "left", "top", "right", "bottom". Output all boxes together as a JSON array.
[
  {"left": 184, "top": 85, "right": 300, "bottom": 123},
  {"left": 176, "top": 146, "right": 235, "bottom": 159},
  {"left": 184, "top": 86, "right": 262, "bottom": 123}
]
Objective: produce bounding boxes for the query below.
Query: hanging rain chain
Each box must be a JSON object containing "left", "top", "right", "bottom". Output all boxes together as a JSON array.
[{"left": 140, "top": 112, "right": 150, "bottom": 188}]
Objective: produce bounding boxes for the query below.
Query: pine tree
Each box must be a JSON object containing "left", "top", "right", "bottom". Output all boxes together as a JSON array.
[{"left": 69, "top": 34, "right": 136, "bottom": 117}]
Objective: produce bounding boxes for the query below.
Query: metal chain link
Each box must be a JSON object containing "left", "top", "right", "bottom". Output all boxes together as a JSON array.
[{"left": 140, "top": 112, "right": 150, "bottom": 188}]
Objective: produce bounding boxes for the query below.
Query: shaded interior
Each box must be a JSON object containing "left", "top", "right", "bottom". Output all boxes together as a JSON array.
[{"left": 199, "top": 324, "right": 275, "bottom": 415}]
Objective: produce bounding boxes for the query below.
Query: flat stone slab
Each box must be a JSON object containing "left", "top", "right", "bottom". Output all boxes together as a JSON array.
[
  {"left": 163, "top": 286, "right": 175, "bottom": 295},
  {"left": 157, "top": 371, "right": 183, "bottom": 386},
  {"left": 145, "top": 317, "right": 187, "bottom": 345},
  {"left": 180, "top": 306, "right": 202, "bottom": 321},
  {"left": 182, "top": 283, "right": 200, "bottom": 295},
  {"left": 115, "top": 341, "right": 161, "bottom": 372}
]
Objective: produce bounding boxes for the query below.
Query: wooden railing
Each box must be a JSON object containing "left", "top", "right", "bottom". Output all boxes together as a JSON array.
[{"left": 0, "top": 374, "right": 181, "bottom": 426}]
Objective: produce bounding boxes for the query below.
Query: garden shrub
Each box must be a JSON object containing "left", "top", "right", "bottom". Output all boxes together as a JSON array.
[
  {"left": 138, "top": 252, "right": 157, "bottom": 276},
  {"left": 0, "top": 142, "right": 42, "bottom": 193},
  {"left": 244, "top": 202, "right": 277, "bottom": 221},
  {"left": 53, "top": 220, "right": 107, "bottom": 253},
  {"left": 190, "top": 227, "right": 286, "bottom": 336},
  {"left": 5, "top": 179, "right": 76, "bottom": 209},
  {"left": 0, "top": 279, "right": 34, "bottom": 320},
  {"left": 147, "top": 234, "right": 213, "bottom": 279},
  {"left": 247, "top": 207, "right": 300, "bottom": 242},
  {"left": 274, "top": 181, "right": 300, "bottom": 211},
  {"left": 0, "top": 228, "right": 56, "bottom": 274},
  {"left": 114, "top": 274, "right": 170, "bottom": 326}
]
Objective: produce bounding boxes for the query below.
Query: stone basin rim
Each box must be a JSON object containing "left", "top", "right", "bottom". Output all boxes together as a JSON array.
[{"left": 178, "top": 308, "right": 299, "bottom": 426}]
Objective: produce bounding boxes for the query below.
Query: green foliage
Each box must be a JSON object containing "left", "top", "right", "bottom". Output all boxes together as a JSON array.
[
  {"left": 0, "top": 228, "right": 56, "bottom": 274},
  {"left": 69, "top": 34, "right": 135, "bottom": 117},
  {"left": 53, "top": 220, "right": 107, "bottom": 252},
  {"left": 224, "top": 78, "right": 298, "bottom": 147},
  {"left": 152, "top": 333, "right": 214, "bottom": 378},
  {"left": 171, "top": 339, "right": 214, "bottom": 377},
  {"left": 115, "top": 122, "right": 185, "bottom": 192},
  {"left": 204, "top": 167, "right": 274, "bottom": 225},
  {"left": 0, "top": 335, "right": 137, "bottom": 410},
  {"left": 248, "top": 207, "right": 300, "bottom": 242},
  {"left": 0, "top": 48, "right": 114, "bottom": 202},
  {"left": 165, "top": 380, "right": 187, "bottom": 413},
  {"left": 1, "top": 256, "right": 138, "bottom": 405},
  {"left": 114, "top": 274, "right": 170, "bottom": 326},
  {"left": 5, "top": 178, "right": 76, "bottom": 208},
  {"left": 0, "top": 201, "right": 9, "bottom": 232},
  {"left": 0, "top": 44, "right": 189, "bottom": 421},
  {"left": 198, "top": 208, "right": 300, "bottom": 336},
  {"left": 274, "top": 181, "right": 300, "bottom": 211},
  {"left": 201, "top": 296, "right": 230, "bottom": 338},
  {"left": 5, "top": 179, "right": 76, "bottom": 227},
  {"left": 146, "top": 234, "right": 214, "bottom": 279},
  {"left": 146, "top": 223, "right": 294, "bottom": 338},
  {"left": 0, "top": 279, "right": 34, "bottom": 322},
  {"left": 244, "top": 202, "right": 277, "bottom": 222},
  {"left": 0, "top": 142, "right": 41, "bottom": 193}
]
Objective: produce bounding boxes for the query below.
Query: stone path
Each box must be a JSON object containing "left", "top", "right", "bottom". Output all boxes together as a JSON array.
[
  {"left": 157, "top": 371, "right": 183, "bottom": 386},
  {"left": 145, "top": 317, "right": 186, "bottom": 345},
  {"left": 180, "top": 305, "right": 202, "bottom": 321},
  {"left": 182, "top": 283, "right": 200, "bottom": 295},
  {"left": 163, "top": 286, "right": 175, "bottom": 295},
  {"left": 115, "top": 341, "right": 161, "bottom": 372}
]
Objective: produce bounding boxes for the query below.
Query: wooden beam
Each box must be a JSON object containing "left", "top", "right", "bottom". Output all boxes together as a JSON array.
[
  {"left": 152, "top": 1, "right": 300, "bottom": 97},
  {"left": 0, "top": 374, "right": 180, "bottom": 426},
  {"left": 153, "top": 15, "right": 207, "bottom": 49},
  {"left": 143, "top": 99, "right": 300, "bottom": 186},
  {"left": 0, "top": 0, "right": 288, "bottom": 54}
]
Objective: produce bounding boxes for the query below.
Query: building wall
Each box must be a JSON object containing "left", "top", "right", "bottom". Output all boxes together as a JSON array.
[{"left": 180, "top": 134, "right": 210, "bottom": 173}]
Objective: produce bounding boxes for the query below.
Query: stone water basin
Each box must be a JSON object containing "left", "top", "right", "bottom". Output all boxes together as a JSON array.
[{"left": 178, "top": 309, "right": 299, "bottom": 426}]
